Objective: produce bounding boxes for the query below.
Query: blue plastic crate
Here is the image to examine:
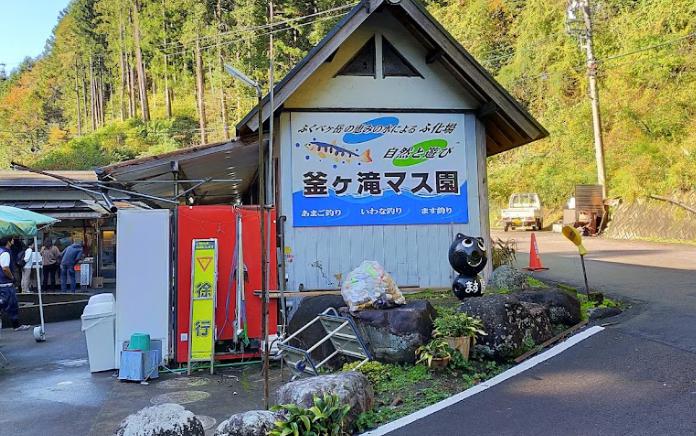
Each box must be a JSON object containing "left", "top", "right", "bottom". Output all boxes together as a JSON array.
[{"left": 118, "top": 349, "right": 160, "bottom": 381}]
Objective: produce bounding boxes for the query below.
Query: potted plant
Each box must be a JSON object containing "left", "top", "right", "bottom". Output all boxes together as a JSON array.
[
  {"left": 433, "top": 312, "right": 486, "bottom": 360},
  {"left": 416, "top": 339, "right": 451, "bottom": 370}
]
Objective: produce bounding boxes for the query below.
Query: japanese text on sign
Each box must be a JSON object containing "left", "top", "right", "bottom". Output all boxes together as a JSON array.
[
  {"left": 291, "top": 112, "right": 469, "bottom": 227},
  {"left": 189, "top": 239, "right": 217, "bottom": 362}
]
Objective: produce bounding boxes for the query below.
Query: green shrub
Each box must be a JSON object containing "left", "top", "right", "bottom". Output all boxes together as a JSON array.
[
  {"left": 270, "top": 393, "right": 350, "bottom": 436},
  {"left": 341, "top": 361, "right": 391, "bottom": 386},
  {"left": 415, "top": 339, "right": 451, "bottom": 366},
  {"left": 433, "top": 312, "right": 486, "bottom": 338}
]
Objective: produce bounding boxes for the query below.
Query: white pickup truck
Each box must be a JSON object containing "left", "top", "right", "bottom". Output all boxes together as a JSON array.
[{"left": 501, "top": 193, "right": 544, "bottom": 231}]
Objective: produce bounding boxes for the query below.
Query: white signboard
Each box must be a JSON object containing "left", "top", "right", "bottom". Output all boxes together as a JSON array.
[{"left": 290, "top": 112, "right": 469, "bottom": 227}]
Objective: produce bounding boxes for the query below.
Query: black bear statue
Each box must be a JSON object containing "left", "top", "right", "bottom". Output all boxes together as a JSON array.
[
  {"left": 448, "top": 233, "right": 487, "bottom": 276},
  {"left": 452, "top": 274, "right": 483, "bottom": 299}
]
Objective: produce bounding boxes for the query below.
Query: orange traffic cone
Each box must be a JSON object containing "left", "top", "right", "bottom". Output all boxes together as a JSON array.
[{"left": 524, "top": 233, "right": 548, "bottom": 271}]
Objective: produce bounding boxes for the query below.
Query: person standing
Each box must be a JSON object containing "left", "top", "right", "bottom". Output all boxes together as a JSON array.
[
  {"left": 41, "top": 239, "right": 60, "bottom": 290},
  {"left": 0, "top": 237, "right": 31, "bottom": 330},
  {"left": 20, "top": 242, "right": 39, "bottom": 293},
  {"left": 9, "top": 238, "right": 24, "bottom": 288},
  {"left": 60, "top": 239, "right": 83, "bottom": 293}
]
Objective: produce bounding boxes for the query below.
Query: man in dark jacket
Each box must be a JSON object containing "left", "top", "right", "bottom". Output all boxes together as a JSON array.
[{"left": 60, "top": 239, "right": 84, "bottom": 293}]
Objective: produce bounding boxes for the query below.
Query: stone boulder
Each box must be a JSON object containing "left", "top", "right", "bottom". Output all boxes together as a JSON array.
[
  {"left": 287, "top": 295, "right": 348, "bottom": 368},
  {"left": 458, "top": 294, "right": 552, "bottom": 360},
  {"left": 589, "top": 306, "right": 622, "bottom": 320},
  {"left": 116, "top": 404, "right": 204, "bottom": 436},
  {"left": 515, "top": 288, "right": 582, "bottom": 326},
  {"left": 276, "top": 372, "right": 373, "bottom": 429},
  {"left": 214, "top": 410, "right": 280, "bottom": 436},
  {"left": 488, "top": 265, "right": 529, "bottom": 292},
  {"left": 343, "top": 300, "right": 437, "bottom": 363}
]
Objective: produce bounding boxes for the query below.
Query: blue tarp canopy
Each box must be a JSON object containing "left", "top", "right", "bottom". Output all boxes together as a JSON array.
[{"left": 0, "top": 206, "right": 59, "bottom": 237}]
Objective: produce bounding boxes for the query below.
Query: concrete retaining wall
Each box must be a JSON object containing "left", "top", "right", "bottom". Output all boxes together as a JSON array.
[{"left": 605, "top": 192, "right": 696, "bottom": 242}]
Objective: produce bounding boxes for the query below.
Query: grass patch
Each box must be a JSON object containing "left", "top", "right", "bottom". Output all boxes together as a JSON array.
[
  {"left": 564, "top": 288, "right": 624, "bottom": 321},
  {"left": 526, "top": 276, "right": 548, "bottom": 288},
  {"left": 347, "top": 358, "right": 509, "bottom": 432},
  {"left": 405, "top": 290, "right": 460, "bottom": 315}
]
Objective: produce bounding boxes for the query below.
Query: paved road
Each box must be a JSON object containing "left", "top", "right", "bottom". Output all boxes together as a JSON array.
[
  {"left": 392, "top": 232, "right": 696, "bottom": 436},
  {"left": 0, "top": 319, "right": 114, "bottom": 436}
]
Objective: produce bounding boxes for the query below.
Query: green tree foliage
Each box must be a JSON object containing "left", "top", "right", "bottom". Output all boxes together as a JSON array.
[
  {"left": 0, "top": 0, "right": 693, "bottom": 206},
  {"left": 427, "top": 0, "right": 695, "bottom": 205}
]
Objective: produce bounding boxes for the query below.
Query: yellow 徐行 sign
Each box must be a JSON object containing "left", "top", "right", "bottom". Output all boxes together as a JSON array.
[{"left": 189, "top": 239, "right": 217, "bottom": 369}]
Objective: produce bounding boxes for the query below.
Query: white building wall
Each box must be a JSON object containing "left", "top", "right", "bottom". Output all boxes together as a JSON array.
[
  {"left": 274, "top": 7, "right": 491, "bottom": 290},
  {"left": 284, "top": 11, "right": 478, "bottom": 111}
]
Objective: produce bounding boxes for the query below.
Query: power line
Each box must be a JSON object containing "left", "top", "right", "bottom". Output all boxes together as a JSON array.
[
  {"left": 160, "top": 3, "right": 358, "bottom": 53},
  {"left": 165, "top": 11, "right": 351, "bottom": 58},
  {"left": 598, "top": 31, "right": 696, "bottom": 62}
]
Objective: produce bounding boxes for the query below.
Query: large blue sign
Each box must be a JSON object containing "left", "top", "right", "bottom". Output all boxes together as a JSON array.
[{"left": 290, "top": 112, "right": 469, "bottom": 227}]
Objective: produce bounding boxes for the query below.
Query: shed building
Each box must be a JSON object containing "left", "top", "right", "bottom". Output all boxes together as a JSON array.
[{"left": 238, "top": 0, "right": 548, "bottom": 290}]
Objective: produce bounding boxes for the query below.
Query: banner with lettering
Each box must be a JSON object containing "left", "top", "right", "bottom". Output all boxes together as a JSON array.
[
  {"left": 290, "top": 112, "right": 468, "bottom": 227},
  {"left": 189, "top": 239, "right": 217, "bottom": 364}
]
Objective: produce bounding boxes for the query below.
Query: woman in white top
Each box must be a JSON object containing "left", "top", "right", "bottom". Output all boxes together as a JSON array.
[{"left": 21, "top": 242, "right": 41, "bottom": 293}]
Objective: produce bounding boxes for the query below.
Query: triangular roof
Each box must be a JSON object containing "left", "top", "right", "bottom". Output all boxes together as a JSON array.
[{"left": 237, "top": 0, "right": 548, "bottom": 156}]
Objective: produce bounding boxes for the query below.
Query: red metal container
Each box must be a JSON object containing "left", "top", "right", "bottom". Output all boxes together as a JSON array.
[{"left": 176, "top": 205, "right": 278, "bottom": 363}]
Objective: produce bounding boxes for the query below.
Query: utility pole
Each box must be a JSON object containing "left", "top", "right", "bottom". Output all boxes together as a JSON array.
[{"left": 566, "top": 0, "right": 607, "bottom": 199}]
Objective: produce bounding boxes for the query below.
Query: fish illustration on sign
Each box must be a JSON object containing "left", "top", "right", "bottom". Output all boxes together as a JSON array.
[{"left": 304, "top": 141, "right": 372, "bottom": 163}]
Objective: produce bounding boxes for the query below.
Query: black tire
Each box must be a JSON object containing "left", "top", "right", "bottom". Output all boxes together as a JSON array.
[
  {"left": 504, "top": 223, "right": 511, "bottom": 232},
  {"left": 536, "top": 218, "right": 543, "bottom": 231}
]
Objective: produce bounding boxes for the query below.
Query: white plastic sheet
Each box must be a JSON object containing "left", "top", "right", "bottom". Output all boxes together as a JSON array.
[{"left": 341, "top": 261, "right": 405, "bottom": 312}]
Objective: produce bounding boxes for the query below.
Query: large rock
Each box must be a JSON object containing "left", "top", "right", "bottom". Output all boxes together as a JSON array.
[
  {"left": 344, "top": 300, "right": 436, "bottom": 363},
  {"left": 116, "top": 404, "right": 204, "bottom": 436},
  {"left": 276, "top": 372, "right": 373, "bottom": 429},
  {"left": 488, "top": 265, "right": 530, "bottom": 292},
  {"left": 458, "top": 294, "right": 552, "bottom": 360},
  {"left": 287, "top": 295, "right": 348, "bottom": 368},
  {"left": 515, "top": 288, "right": 582, "bottom": 325},
  {"left": 215, "top": 410, "right": 280, "bottom": 436},
  {"left": 589, "top": 306, "right": 622, "bottom": 320}
]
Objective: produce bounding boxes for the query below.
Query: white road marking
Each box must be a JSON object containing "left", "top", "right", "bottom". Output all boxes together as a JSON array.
[{"left": 362, "top": 325, "right": 605, "bottom": 436}]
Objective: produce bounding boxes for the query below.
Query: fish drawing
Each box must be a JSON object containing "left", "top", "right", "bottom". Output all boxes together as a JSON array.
[{"left": 304, "top": 141, "right": 372, "bottom": 163}]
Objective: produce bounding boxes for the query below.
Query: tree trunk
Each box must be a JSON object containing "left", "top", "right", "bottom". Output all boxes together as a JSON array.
[
  {"left": 118, "top": 11, "right": 127, "bottom": 121},
  {"left": 131, "top": 0, "right": 150, "bottom": 122},
  {"left": 81, "top": 66, "right": 89, "bottom": 126},
  {"left": 164, "top": 56, "right": 172, "bottom": 118},
  {"left": 162, "top": 0, "right": 172, "bottom": 118},
  {"left": 195, "top": 36, "right": 207, "bottom": 144},
  {"left": 219, "top": 63, "right": 230, "bottom": 140},
  {"left": 126, "top": 54, "right": 137, "bottom": 118},
  {"left": 98, "top": 71, "right": 105, "bottom": 126},
  {"left": 89, "top": 56, "right": 97, "bottom": 131},
  {"left": 74, "top": 60, "right": 82, "bottom": 136},
  {"left": 216, "top": 0, "right": 230, "bottom": 139}
]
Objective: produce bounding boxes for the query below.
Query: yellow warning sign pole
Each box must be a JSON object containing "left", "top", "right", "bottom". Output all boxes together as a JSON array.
[
  {"left": 188, "top": 239, "right": 218, "bottom": 375},
  {"left": 561, "top": 226, "right": 591, "bottom": 298}
]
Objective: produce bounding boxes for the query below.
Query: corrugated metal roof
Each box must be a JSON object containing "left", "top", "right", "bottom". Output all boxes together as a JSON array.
[
  {"left": 98, "top": 137, "right": 258, "bottom": 205},
  {"left": 0, "top": 199, "right": 107, "bottom": 219},
  {"left": 0, "top": 170, "right": 97, "bottom": 187}
]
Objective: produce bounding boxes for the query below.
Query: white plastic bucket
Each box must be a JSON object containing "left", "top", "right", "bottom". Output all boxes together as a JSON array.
[
  {"left": 81, "top": 301, "right": 116, "bottom": 372},
  {"left": 88, "top": 293, "right": 115, "bottom": 305}
]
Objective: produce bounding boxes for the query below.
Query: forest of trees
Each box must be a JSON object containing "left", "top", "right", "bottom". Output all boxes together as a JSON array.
[{"left": 0, "top": 0, "right": 694, "bottom": 207}]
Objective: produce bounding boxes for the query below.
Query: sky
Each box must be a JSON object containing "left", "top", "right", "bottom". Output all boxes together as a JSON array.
[{"left": 0, "top": 0, "right": 71, "bottom": 74}]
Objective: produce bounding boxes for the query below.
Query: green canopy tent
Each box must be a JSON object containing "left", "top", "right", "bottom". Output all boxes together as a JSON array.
[{"left": 0, "top": 206, "right": 59, "bottom": 341}]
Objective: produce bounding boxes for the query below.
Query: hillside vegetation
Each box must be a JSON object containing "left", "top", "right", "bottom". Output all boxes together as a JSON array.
[{"left": 0, "top": 0, "right": 694, "bottom": 208}]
